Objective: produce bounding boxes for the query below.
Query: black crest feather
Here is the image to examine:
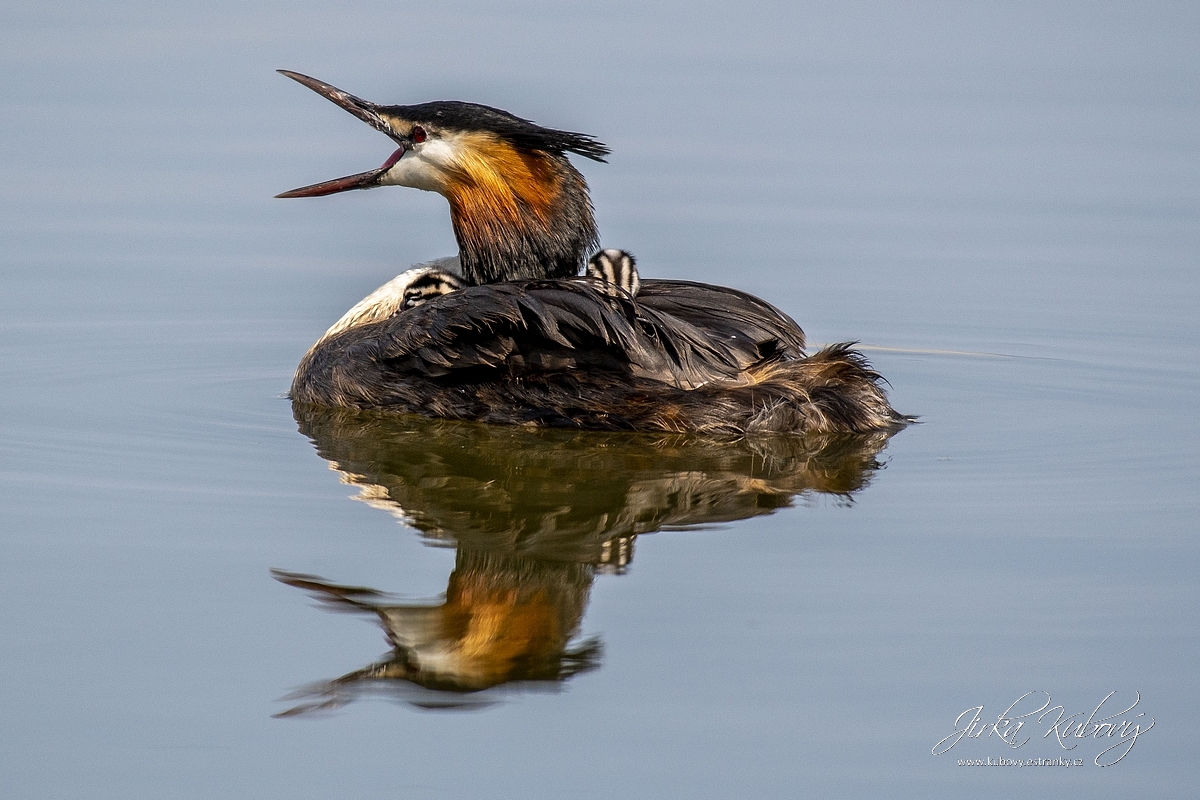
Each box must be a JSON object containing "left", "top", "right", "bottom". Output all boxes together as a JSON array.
[{"left": 385, "top": 101, "right": 610, "bottom": 162}]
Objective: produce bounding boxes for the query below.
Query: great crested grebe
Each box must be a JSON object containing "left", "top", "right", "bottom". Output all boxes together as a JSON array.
[{"left": 278, "top": 71, "right": 906, "bottom": 435}]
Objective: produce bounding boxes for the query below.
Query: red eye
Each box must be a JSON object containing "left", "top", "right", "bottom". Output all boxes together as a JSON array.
[{"left": 411, "top": 125, "right": 426, "bottom": 143}]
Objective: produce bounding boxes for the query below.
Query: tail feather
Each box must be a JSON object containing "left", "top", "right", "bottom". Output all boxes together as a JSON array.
[
  {"left": 483, "top": 343, "right": 908, "bottom": 436},
  {"left": 741, "top": 344, "right": 906, "bottom": 434}
]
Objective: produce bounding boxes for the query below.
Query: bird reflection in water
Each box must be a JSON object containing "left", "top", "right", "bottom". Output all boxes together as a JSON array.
[{"left": 275, "top": 402, "right": 900, "bottom": 713}]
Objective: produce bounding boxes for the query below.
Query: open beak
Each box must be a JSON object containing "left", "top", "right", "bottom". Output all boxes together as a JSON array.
[{"left": 275, "top": 70, "right": 406, "bottom": 199}]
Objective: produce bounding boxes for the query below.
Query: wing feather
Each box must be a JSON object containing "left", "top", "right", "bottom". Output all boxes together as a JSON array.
[{"left": 291, "top": 279, "right": 809, "bottom": 408}]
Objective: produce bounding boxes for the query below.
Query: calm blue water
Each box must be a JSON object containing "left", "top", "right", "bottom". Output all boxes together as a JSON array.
[{"left": 2, "top": 2, "right": 1198, "bottom": 797}]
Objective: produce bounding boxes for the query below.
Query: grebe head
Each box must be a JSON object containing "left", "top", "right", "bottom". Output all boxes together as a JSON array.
[
  {"left": 276, "top": 71, "right": 609, "bottom": 286},
  {"left": 400, "top": 268, "right": 467, "bottom": 310},
  {"left": 586, "top": 249, "right": 640, "bottom": 297},
  {"left": 314, "top": 259, "right": 465, "bottom": 346}
]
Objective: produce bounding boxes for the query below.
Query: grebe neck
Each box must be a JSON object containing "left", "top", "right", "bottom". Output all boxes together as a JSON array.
[{"left": 445, "top": 148, "right": 598, "bottom": 285}]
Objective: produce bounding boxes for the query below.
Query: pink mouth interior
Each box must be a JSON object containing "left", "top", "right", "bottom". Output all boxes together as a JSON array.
[{"left": 379, "top": 147, "right": 405, "bottom": 171}]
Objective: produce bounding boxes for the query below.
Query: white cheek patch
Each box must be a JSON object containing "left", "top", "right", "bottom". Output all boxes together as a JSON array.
[
  {"left": 378, "top": 155, "right": 440, "bottom": 192},
  {"left": 377, "top": 137, "right": 463, "bottom": 193}
]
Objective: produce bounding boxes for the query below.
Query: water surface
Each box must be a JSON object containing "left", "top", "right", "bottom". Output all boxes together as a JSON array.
[{"left": 1, "top": 1, "right": 1197, "bottom": 797}]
